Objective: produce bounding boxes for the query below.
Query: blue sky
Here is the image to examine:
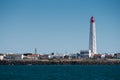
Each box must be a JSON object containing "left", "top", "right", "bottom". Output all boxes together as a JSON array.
[{"left": 0, "top": 0, "right": 120, "bottom": 54}]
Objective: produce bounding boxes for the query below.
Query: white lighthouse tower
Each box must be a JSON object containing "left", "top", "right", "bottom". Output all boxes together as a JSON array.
[{"left": 89, "top": 16, "right": 97, "bottom": 56}]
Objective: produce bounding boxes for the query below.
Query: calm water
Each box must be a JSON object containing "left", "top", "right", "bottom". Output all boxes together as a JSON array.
[{"left": 0, "top": 65, "right": 120, "bottom": 80}]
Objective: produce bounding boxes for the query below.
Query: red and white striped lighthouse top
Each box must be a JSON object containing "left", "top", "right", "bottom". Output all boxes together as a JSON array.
[{"left": 91, "top": 16, "right": 95, "bottom": 23}]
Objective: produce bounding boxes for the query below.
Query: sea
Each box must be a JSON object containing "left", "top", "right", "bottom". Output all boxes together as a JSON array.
[{"left": 0, "top": 65, "right": 120, "bottom": 80}]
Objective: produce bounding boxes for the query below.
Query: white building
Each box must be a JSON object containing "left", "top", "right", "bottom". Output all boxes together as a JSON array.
[
  {"left": 80, "top": 50, "right": 92, "bottom": 58},
  {"left": 0, "top": 55, "right": 4, "bottom": 60},
  {"left": 4, "top": 54, "right": 22, "bottom": 60}
]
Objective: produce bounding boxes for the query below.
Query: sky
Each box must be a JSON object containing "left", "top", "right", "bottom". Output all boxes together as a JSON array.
[{"left": 0, "top": 0, "right": 120, "bottom": 54}]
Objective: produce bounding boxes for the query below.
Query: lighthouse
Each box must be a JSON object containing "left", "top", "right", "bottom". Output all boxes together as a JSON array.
[
  {"left": 80, "top": 16, "right": 97, "bottom": 58},
  {"left": 89, "top": 16, "right": 97, "bottom": 55}
]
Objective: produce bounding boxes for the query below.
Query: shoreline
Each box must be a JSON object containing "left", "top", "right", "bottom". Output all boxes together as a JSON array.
[{"left": 0, "top": 59, "right": 120, "bottom": 65}]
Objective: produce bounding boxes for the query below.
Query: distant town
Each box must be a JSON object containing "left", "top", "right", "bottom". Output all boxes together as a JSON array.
[
  {"left": 0, "top": 16, "right": 120, "bottom": 65},
  {"left": 0, "top": 49, "right": 120, "bottom": 61},
  {"left": 0, "top": 50, "right": 120, "bottom": 65}
]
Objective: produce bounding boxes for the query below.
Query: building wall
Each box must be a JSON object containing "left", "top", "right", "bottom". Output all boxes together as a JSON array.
[
  {"left": 0, "top": 56, "right": 4, "bottom": 60},
  {"left": 80, "top": 50, "right": 91, "bottom": 58}
]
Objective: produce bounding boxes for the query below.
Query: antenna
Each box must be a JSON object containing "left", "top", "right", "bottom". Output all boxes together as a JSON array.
[{"left": 35, "top": 48, "right": 37, "bottom": 54}]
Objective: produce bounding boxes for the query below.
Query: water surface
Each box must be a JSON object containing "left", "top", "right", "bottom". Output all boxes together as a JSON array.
[{"left": 0, "top": 65, "right": 120, "bottom": 80}]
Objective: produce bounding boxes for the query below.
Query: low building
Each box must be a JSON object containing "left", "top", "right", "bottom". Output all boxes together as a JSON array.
[
  {"left": 101, "top": 54, "right": 105, "bottom": 59},
  {"left": 0, "top": 54, "right": 4, "bottom": 60},
  {"left": 63, "top": 54, "right": 69, "bottom": 59},
  {"left": 27, "top": 54, "right": 39, "bottom": 60},
  {"left": 105, "top": 54, "right": 113, "bottom": 59},
  {"left": 101, "top": 53, "right": 114, "bottom": 59},
  {"left": 69, "top": 53, "right": 78, "bottom": 59},
  {"left": 4, "top": 54, "right": 22, "bottom": 60},
  {"left": 93, "top": 54, "right": 101, "bottom": 59},
  {"left": 114, "top": 53, "right": 120, "bottom": 59},
  {"left": 22, "top": 53, "right": 32, "bottom": 59},
  {"left": 48, "top": 53, "right": 64, "bottom": 59},
  {"left": 39, "top": 54, "right": 49, "bottom": 59},
  {"left": 22, "top": 53, "right": 39, "bottom": 60},
  {"left": 80, "top": 50, "right": 91, "bottom": 58}
]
